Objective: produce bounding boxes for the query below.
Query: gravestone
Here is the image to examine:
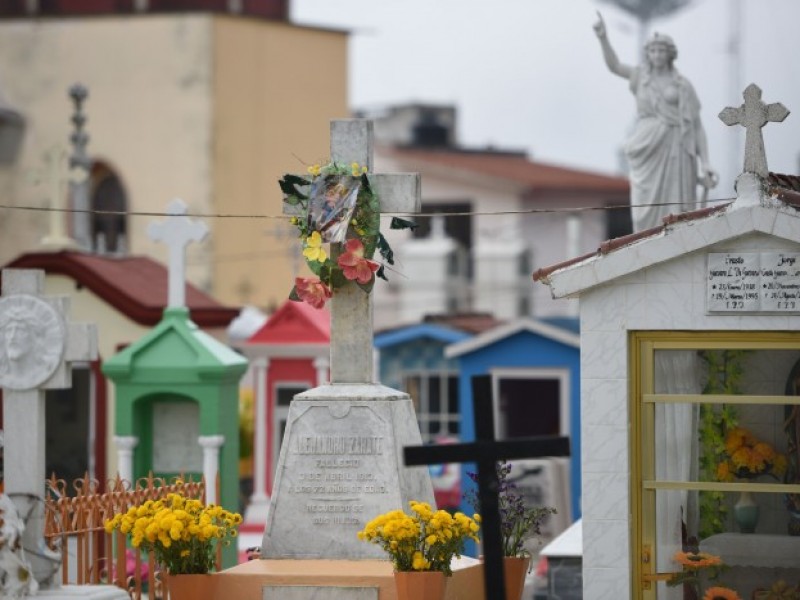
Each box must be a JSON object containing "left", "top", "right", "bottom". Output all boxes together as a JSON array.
[
  {"left": 404, "top": 375, "right": 570, "bottom": 600},
  {"left": 0, "top": 268, "right": 128, "bottom": 599},
  {"left": 260, "top": 120, "right": 435, "bottom": 559}
]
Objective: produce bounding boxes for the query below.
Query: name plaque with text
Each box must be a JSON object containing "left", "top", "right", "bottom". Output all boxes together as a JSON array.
[{"left": 707, "top": 252, "right": 800, "bottom": 313}]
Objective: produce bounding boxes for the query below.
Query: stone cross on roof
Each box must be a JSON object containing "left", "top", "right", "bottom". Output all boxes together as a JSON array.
[
  {"left": 719, "top": 83, "right": 790, "bottom": 178},
  {"left": 0, "top": 268, "right": 97, "bottom": 590},
  {"left": 285, "top": 120, "right": 421, "bottom": 383},
  {"left": 147, "top": 199, "right": 209, "bottom": 309}
]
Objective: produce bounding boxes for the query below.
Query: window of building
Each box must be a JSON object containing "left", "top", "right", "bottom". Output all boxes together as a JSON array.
[
  {"left": 413, "top": 202, "right": 473, "bottom": 279},
  {"left": 404, "top": 373, "right": 459, "bottom": 443},
  {"left": 631, "top": 332, "right": 800, "bottom": 599},
  {"left": 90, "top": 163, "right": 128, "bottom": 254}
]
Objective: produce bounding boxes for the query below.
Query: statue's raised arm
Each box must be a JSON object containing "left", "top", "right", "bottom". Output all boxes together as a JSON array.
[
  {"left": 592, "top": 13, "right": 717, "bottom": 232},
  {"left": 593, "top": 12, "right": 633, "bottom": 79}
]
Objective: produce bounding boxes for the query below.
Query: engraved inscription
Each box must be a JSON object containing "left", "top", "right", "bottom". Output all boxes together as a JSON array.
[
  {"left": 707, "top": 253, "right": 760, "bottom": 312},
  {"left": 761, "top": 253, "right": 800, "bottom": 311}
]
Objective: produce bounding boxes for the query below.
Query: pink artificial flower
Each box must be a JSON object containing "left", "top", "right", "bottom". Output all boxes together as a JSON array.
[
  {"left": 337, "top": 238, "right": 379, "bottom": 285},
  {"left": 295, "top": 277, "right": 332, "bottom": 309}
]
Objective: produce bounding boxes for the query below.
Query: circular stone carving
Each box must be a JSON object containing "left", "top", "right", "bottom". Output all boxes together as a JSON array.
[{"left": 0, "top": 295, "right": 66, "bottom": 391}]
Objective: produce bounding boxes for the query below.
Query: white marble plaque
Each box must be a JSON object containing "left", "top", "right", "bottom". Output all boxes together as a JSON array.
[
  {"left": 152, "top": 402, "right": 202, "bottom": 473},
  {"left": 263, "top": 586, "right": 378, "bottom": 600},
  {"left": 707, "top": 253, "right": 761, "bottom": 312},
  {"left": 760, "top": 252, "right": 800, "bottom": 311},
  {"left": 707, "top": 252, "right": 800, "bottom": 313}
]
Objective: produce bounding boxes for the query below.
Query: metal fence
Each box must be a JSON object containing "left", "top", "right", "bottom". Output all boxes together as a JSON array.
[{"left": 43, "top": 473, "right": 207, "bottom": 599}]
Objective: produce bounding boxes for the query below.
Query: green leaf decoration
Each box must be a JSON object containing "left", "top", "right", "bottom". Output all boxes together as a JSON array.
[
  {"left": 390, "top": 217, "right": 418, "bottom": 231},
  {"left": 278, "top": 175, "right": 309, "bottom": 199},
  {"left": 283, "top": 195, "right": 301, "bottom": 206},
  {"left": 289, "top": 286, "right": 301, "bottom": 302},
  {"left": 377, "top": 233, "right": 394, "bottom": 265},
  {"left": 306, "top": 258, "right": 325, "bottom": 277}
]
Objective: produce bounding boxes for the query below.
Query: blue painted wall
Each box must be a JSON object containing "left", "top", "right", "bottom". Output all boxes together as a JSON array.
[{"left": 455, "top": 328, "right": 582, "bottom": 523}]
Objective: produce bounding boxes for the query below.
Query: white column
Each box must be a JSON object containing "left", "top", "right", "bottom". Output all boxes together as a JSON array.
[
  {"left": 250, "top": 358, "right": 269, "bottom": 507},
  {"left": 313, "top": 356, "right": 329, "bottom": 386},
  {"left": 114, "top": 435, "right": 139, "bottom": 485},
  {"left": 198, "top": 435, "right": 225, "bottom": 505}
]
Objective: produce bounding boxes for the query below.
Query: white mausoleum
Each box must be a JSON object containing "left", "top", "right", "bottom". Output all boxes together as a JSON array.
[{"left": 536, "top": 157, "right": 800, "bottom": 596}]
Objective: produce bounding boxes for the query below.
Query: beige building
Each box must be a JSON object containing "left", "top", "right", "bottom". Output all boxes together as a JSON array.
[{"left": 0, "top": 3, "right": 348, "bottom": 310}]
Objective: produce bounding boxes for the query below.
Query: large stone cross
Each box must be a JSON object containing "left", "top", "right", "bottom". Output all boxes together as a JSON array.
[
  {"left": 0, "top": 268, "right": 97, "bottom": 589},
  {"left": 405, "top": 375, "right": 570, "bottom": 600},
  {"left": 719, "top": 83, "right": 790, "bottom": 178},
  {"left": 147, "top": 199, "right": 209, "bottom": 309},
  {"left": 286, "top": 120, "right": 421, "bottom": 384}
]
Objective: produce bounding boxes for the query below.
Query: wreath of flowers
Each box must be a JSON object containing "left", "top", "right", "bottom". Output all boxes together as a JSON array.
[{"left": 280, "top": 161, "right": 415, "bottom": 309}]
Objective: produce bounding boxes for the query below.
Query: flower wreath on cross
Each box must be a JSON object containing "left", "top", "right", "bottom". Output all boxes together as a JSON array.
[{"left": 280, "top": 161, "right": 416, "bottom": 309}]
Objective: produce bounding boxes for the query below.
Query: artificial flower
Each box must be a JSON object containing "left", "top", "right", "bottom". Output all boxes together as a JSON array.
[
  {"left": 337, "top": 238, "right": 379, "bottom": 284},
  {"left": 673, "top": 551, "right": 722, "bottom": 569},
  {"left": 295, "top": 277, "right": 332, "bottom": 309},
  {"left": 302, "top": 231, "right": 327, "bottom": 263},
  {"left": 307, "top": 164, "right": 321, "bottom": 176},
  {"left": 718, "top": 427, "right": 786, "bottom": 479},
  {"left": 702, "top": 587, "right": 741, "bottom": 600}
]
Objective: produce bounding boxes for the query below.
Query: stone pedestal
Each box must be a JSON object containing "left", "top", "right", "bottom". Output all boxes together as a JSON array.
[
  {"left": 261, "top": 385, "right": 435, "bottom": 559},
  {"left": 214, "top": 558, "right": 486, "bottom": 600}
]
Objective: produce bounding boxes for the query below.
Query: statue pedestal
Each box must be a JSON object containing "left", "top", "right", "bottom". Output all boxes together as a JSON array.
[{"left": 262, "top": 388, "right": 435, "bottom": 559}]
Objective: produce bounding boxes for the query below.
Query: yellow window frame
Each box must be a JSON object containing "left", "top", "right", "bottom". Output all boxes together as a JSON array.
[{"left": 630, "top": 331, "right": 800, "bottom": 600}]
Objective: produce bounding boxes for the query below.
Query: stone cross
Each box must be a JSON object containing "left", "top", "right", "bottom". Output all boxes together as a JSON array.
[
  {"left": 147, "top": 199, "right": 209, "bottom": 309},
  {"left": 404, "top": 375, "right": 570, "bottom": 600},
  {"left": 284, "top": 120, "right": 421, "bottom": 383},
  {"left": 0, "top": 268, "right": 97, "bottom": 589},
  {"left": 39, "top": 144, "right": 84, "bottom": 250},
  {"left": 68, "top": 83, "right": 92, "bottom": 251},
  {"left": 719, "top": 83, "right": 790, "bottom": 178}
]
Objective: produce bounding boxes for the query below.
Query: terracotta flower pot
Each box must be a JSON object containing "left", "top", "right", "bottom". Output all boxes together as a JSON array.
[
  {"left": 394, "top": 570, "right": 448, "bottom": 600},
  {"left": 167, "top": 573, "right": 217, "bottom": 600},
  {"left": 503, "top": 556, "right": 531, "bottom": 600}
]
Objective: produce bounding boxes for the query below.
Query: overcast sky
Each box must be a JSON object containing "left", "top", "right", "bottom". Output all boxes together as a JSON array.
[{"left": 291, "top": 0, "right": 799, "bottom": 201}]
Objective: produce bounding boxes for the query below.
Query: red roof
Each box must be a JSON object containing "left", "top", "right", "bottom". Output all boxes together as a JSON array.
[
  {"left": 4, "top": 250, "right": 240, "bottom": 327},
  {"left": 532, "top": 172, "right": 800, "bottom": 282},
  {"left": 382, "top": 147, "right": 630, "bottom": 196},
  {"left": 246, "top": 299, "right": 330, "bottom": 345}
]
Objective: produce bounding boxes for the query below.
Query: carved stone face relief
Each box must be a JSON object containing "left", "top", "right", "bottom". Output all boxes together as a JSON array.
[{"left": 0, "top": 295, "right": 65, "bottom": 390}]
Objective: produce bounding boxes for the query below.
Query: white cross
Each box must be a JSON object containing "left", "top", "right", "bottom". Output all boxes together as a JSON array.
[
  {"left": 719, "top": 83, "right": 790, "bottom": 178},
  {"left": 147, "top": 199, "right": 209, "bottom": 309},
  {"left": 284, "top": 120, "right": 421, "bottom": 383},
  {"left": 0, "top": 268, "right": 97, "bottom": 589}
]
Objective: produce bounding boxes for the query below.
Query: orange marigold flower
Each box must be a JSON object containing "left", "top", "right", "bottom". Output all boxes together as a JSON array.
[
  {"left": 673, "top": 551, "right": 722, "bottom": 569},
  {"left": 730, "top": 447, "right": 752, "bottom": 471},
  {"left": 724, "top": 428, "right": 747, "bottom": 454},
  {"left": 702, "top": 586, "right": 741, "bottom": 600},
  {"left": 715, "top": 461, "right": 734, "bottom": 482}
]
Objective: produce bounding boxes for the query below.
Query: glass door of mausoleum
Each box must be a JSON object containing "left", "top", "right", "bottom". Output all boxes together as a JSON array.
[{"left": 632, "top": 332, "right": 800, "bottom": 600}]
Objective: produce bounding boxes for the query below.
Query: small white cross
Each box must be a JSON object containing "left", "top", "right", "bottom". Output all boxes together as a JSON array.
[
  {"left": 147, "top": 199, "right": 209, "bottom": 309},
  {"left": 719, "top": 83, "right": 790, "bottom": 178},
  {"left": 284, "top": 120, "right": 421, "bottom": 383}
]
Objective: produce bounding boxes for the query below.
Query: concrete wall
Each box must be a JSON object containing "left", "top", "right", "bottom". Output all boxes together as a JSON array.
[{"left": 0, "top": 14, "right": 348, "bottom": 310}]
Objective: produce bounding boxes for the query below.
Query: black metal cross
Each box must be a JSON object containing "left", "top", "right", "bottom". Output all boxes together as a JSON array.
[{"left": 404, "top": 375, "right": 570, "bottom": 600}]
